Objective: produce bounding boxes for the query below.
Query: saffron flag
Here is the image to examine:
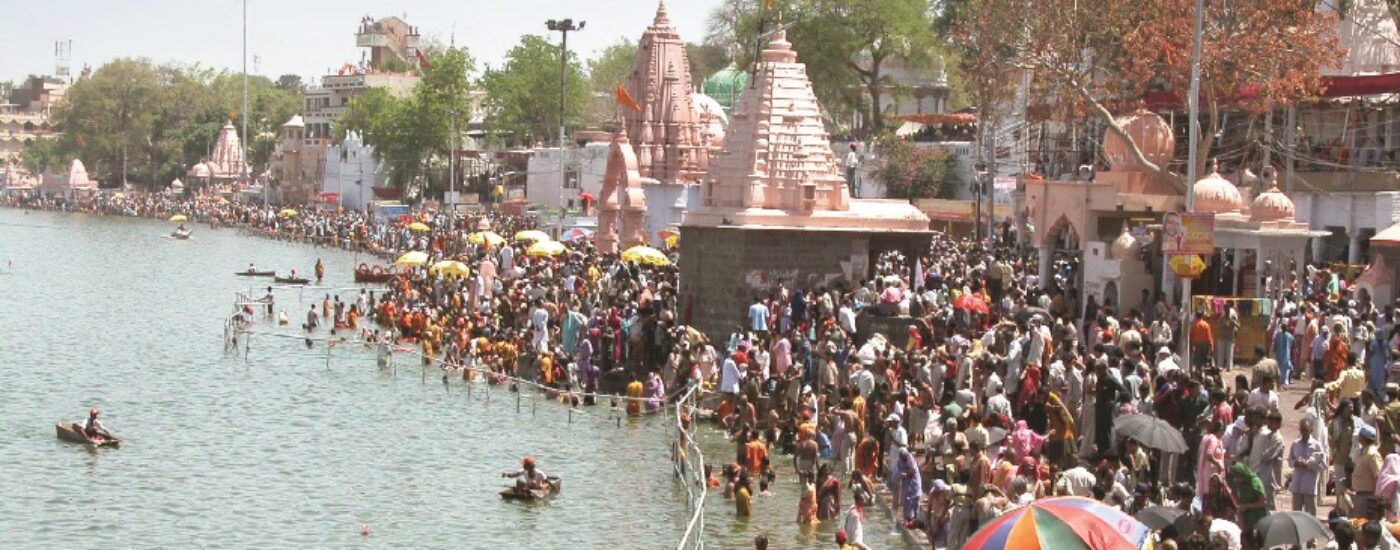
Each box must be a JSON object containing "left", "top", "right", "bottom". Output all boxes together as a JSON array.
[
  {"left": 415, "top": 49, "right": 431, "bottom": 70},
  {"left": 615, "top": 83, "right": 641, "bottom": 112}
]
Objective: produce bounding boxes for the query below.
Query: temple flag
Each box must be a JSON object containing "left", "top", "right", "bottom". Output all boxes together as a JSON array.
[{"left": 615, "top": 83, "right": 641, "bottom": 112}]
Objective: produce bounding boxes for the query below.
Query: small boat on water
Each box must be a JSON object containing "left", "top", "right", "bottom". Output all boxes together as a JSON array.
[
  {"left": 55, "top": 422, "right": 120, "bottom": 448},
  {"left": 500, "top": 477, "right": 562, "bottom": 501},
  {"left": 235, "top": 269, "right": 276, "bottom": 277},
  {"left": 170, "top": 228, "right": 193, "bottom": 240},
  {"left": 274, "top": 276, "right": 311, "bottom": 285},
  {"left": 354, "top": 263, "right": 397, "bottom": 283}
]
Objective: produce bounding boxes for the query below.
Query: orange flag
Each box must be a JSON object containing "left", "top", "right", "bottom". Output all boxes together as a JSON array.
[{"left": 615, "top": 83, "right": 641, "bottom": 112}]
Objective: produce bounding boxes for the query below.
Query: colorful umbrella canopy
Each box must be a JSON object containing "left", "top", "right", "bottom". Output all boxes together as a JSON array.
[
  {"left": 621, "top": 245, "right": 671, "bottom": 266},
  {"left": 962, "top": 497, "right": 1152, "bottom": 550},
  {"left": 514, "top": 230, "right": 551, "bottom": 243},
  {"left": 467, "top": 231, "right": 506, "bottom": 247},
  {"left": 561, "top": 227, "right": 593, "bottom": 242},
  {"left": 168, "top": 214, "right": 188, "bottom": 223},
  {"left": 526, "top": 240, "right": 568, "bottom": 257},
  {"left": 664, "top": 234, "right": 679, "bottom": 249},
  {"left": 395, "top": 251, "right": 429, "bottom": 266},
  {"left": 953, "top": 293, "right": 989, "bottom": 314},
  {"left": 428, "top": 260, "right": 470, "bottom": 277},
  {"left": 407, "top": 222, "right": 431, "bottom": 233}
]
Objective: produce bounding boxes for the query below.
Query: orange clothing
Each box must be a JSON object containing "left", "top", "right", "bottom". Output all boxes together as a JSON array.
[
  {"left": 1325, "top": 334, "right": 1349, "bottom": 382},
  {"left": 744, "top": 439, "right": 768, "bottom": 473},
  {"left": 855, "top": 438, "right": 880, "bottom": 477},
  {"left": 626, "top": 380, "right": 644, "bottom": 416},
  {"left": 1190, "top": 318, "right": 1214, "bottom": 346}
]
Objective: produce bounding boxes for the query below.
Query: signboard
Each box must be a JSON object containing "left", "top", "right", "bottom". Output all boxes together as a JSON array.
[
  {"left": 915, "top": 199, "right": 1013, "bottom": 222},
  {"left": 992, "top": 176, "right": 1017, "bottom": 205},
  {"left": 444, "top": 191, "right": 461, "bottom": 205},
  {"left": 1160, "top": 212, "right": 1215, "bottom": 255}
]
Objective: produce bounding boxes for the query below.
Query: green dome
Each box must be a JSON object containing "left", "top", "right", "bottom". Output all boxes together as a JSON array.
[{"left": 702, "top": 67, "right": 749, "bottom": 114}]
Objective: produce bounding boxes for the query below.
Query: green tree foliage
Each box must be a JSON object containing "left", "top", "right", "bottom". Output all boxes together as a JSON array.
[
  {"left": 722, "top": 0, "right": 940, "bottom": 134},
  {"left": 49, "top": 58, "right": 302, "bottom": 189},
  {"left": 335, "top": 47, "right": 475, "bottom": 192},
  {"left": 274, "top": 74, "right": 304, "bottom": 92},
  {"left": 479, "top": 35, "right": 589, "bottom": 146},
  {"left": 869, "top": 135, "right": 957, "bottom": 201},
  {"left": 585, "top": 39, "right": 637, "bottom": 127},
  {"left": 686, "top": 42, "right": 731, "bottom": 85},
  {"left": 19, "top": 134, "right": 77, "bottom": 175}
]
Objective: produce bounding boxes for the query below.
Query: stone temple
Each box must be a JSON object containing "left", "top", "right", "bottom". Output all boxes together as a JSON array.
[{"left": 678, "top": 31, "right": 931, "bottom": 338}]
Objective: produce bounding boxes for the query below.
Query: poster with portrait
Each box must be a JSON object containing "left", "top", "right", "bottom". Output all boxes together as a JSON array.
[{"left": 1160, "top": 211, "right": 1215, "bottom": 255}]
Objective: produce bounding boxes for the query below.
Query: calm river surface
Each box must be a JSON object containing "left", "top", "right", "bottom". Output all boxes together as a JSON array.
[{"left": 0, "top": 209, "right": 894, "bottom": 549}]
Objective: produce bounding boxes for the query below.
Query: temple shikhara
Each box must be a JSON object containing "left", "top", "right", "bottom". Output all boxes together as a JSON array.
[
  {"left": 186, "top": 120, "right": 248, "bottom": 187},
  {"left": 597, "top": 1, "right": 726, "bottom": 252},
  {"left": 677, "top": 31, "right": 931, "bottom": 338}
]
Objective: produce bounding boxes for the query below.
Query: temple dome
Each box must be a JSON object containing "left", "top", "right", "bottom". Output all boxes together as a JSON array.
[
  {"left": 282, "top": 115, "right": 305, "bottom": 128},
  {"left": 1192, "top": 169, "right": 1244, "bottom": 213},
  {"left": 1110, "top": 226, "right": 1140, "bottom": 260},
  {"left": 1103, "top": 110, "right": 1175, "bottom": 172},
  {"left": 187, "top": 162, "right": 212, "bottom": 178},
  {"left": 703, "top": 67, "right": 748, "bottom": 113},
  {"left": 1251, "top": 184, "right": 1295, "bottom": 222}
]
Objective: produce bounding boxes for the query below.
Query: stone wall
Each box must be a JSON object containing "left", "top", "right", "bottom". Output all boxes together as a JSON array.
[{"left": 679, "top": 225, "right": 929, "bottom": 340}]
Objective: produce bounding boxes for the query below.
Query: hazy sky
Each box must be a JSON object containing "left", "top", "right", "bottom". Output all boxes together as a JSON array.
[{"left": 0, "top": 0, "right": 725, "bottom": 83}]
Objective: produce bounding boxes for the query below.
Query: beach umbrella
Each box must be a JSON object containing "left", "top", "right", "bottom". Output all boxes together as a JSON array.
[
  {"left": 561, "top": 227, "right": 593, "bottom": 242},
  {"left": 953, "top": 293, "right": 989, "bottom": 314},
  {"left": 216, "top": 197, "right": 230, "bottom": 205},
  {"left": 526, "top": 240, "right": 568, "bottom": 257},
  {"left": 665, "top": 234, "right": 679, "bottom": 249},
  {"left": 429, "top": 260, "right": 470, "bottom": 277},
  {"left": 1253, "top": 511, "right": 1330, "bottom": 549},
  {"left": 985, "top": 426, "right": 1008, "bottom": 446},
  {"left": 407, "top": 222, "right": 431, "bottom": 233},
  {"left": 395, "top": 251, "right": 429, "bottom": 266},
  {"left": 962, "top": 496, "right": 1152, "bottom": 550},
  {"left": 168, "top": 214, "right": 188, "bottom": 223},
  {"left": 467, "top": 231, "right": 506, "bottom": 247},
  {"left": 657, "top": 227, "right": 679, "bottom": 240},
  {"left": 113, "top": 192, "right": 126, "bottom": 200},
  {"left": 514, "top": 229, "right": 551, "bottom": 243},
  {"left": 621, "top": 245, "right": 671, "bottom": 266},
  {"left": 1112, "top": 413, "right": 1189, "bottom": 454},
  {"left": 1134, "top": 506, "right": 1187, "bottom": 531},
  {"left": 278, "top": 209, "right": 298, "bottom": 218}
]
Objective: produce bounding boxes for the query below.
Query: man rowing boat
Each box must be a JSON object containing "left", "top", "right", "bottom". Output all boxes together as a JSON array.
[
  {"left": 503, "top": 457, "right": 551, "bottom": 492},
  {"left": 82, "top": 408, "right": 113, "bottom": 440}
]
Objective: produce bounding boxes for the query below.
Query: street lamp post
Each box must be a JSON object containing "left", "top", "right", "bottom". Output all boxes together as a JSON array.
[
  {"left": 449, "top": 109, "right": 457, "bottom": 252},
  {"left": 546, "top": 18, "right": 584, "bottom": 230}
]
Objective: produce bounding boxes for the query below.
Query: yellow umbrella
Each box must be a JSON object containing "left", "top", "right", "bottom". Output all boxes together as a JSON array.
[
  {"left": 278, "top": 209, "right": 298, "bottom": 218},
  {"left": 168, "top": 214, "right": 188, "bottom": 223},
  {"left": 665, "top": 234, "right": 679, "bottom": 249},
  {"left": 112, "top": 193, "right": 127, "bottom": 200},
  {"left": 215, "top": 197, "right": 230, "bottom": 205},
  {"left": 408, "top": 222, "right": 431, "bottom": 233},
  {"left": 514, "top": 229, "right": 551, "bottom": 243},
  {"left": 526, "top": 239, "right": 568, "bottom": 257},
  {"left": 467, "top": 231, "right": 506, "bottom": 247},
  {"left": 429, "top": 260, "right": 471, "bottom": 277},
  {"left": 621, "top": 245, "right": 671, "bottom": 266},
  {"left": 395, "top": 251, "right": 429, "bottom": 266}
]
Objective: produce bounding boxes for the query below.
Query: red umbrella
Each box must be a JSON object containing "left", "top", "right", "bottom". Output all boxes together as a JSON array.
[
  {"left": 954, "top": 293, "right": 989, "bottom": 314},
  {"left": 579, "top": 191, "right": 596, "bottom": 202}
]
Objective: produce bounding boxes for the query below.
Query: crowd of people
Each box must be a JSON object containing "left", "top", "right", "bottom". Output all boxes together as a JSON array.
[{"left": 14, "top": 189, "right": 1400, "bottom": 550}]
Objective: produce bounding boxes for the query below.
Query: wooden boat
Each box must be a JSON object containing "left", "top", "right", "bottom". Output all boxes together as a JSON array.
[
  {"left": 500, "top": 477, "right": 562, "bottom": 501},
  {"left": 235, "top": 270, "right": 276, "bottom": 277},
  {"left": 354, "top": 263, "right": 397, "bottom": 283},
  {"left": 170, "top": 228, "right": 192, "bottom": 240},
  {"left": 274, "top": 276, "right": 311, "bottom": 285},
  {"left": 55, "top": 422, "right": 120, "bottom": 448}
]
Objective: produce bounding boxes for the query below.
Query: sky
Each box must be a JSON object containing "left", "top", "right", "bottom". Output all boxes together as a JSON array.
[{"left": 0, "top": 0, "right": 725, "bottom": 84}]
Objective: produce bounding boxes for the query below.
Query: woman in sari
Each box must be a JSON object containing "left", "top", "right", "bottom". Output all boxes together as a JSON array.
[
  {"left": 1376, "top": 454, "right": 1400, "bottom": 521},
  {"left": 897, "top": 444, "right": 923, "bottom": 527},
  {"left": 1008, "top": 420, "right": 1046, "bottom": 464},
  {"left": 1227, "top": 463, "right": 1269, "bottom": 530},
  {"left": 1202, "top": 473, "right": 1237, "bottom": 521}
]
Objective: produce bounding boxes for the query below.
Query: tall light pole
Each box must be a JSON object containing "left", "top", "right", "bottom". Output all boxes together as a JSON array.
[
  {"left": 1179, "top": 0, "right": 1204, "bottom": 372},
  {"left": 243, "top": 0, "right": 256, "bottom": 206},
  {"left": 546, "top": 18, "right": 584, "bottom": 229},
  {"left": 449, "top": 109, "right": 457, "bottom": 250}
]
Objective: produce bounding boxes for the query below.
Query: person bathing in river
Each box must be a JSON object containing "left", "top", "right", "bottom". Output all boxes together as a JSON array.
[
  {"left": 503, "top": 457, "right": 551, "bottom": 492},
  {"left": 314, "top": 258, "right": 324, "bottom": 283}
]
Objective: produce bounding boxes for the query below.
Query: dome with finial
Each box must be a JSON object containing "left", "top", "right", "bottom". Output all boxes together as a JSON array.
[
  {"left": 1110, "top": 226, "right": 1141, "bottom": 260},
  {"left": 1250, "top": 170, "right": 1295, "bottom": 222},
  {"left": 1103, "top": 110, "right": 1175, "bottom": 172},
  {"left": 1192, "top": 160, "right": 1244, "bottom": 214}
]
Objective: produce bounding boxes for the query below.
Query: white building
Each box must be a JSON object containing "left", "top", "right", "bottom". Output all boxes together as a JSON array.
[
  {"left": 321, "top": 132, "right": 383, "bottom": 211},
  {"left": 525, "top": 143, "right": 610, "bottom": 211}
]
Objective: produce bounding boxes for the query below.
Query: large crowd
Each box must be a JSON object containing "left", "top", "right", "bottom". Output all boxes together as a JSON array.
[{"left": 11, "top": 189, "right": 1400, "bottom": 550}]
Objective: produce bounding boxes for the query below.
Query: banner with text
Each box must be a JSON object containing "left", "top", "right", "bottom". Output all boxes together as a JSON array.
[{"left": 1160, "top": 212, "right": 1215, "bottom": 255}]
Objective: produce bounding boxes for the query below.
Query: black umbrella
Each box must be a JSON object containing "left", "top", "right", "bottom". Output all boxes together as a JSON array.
[
  {"left": 1135, "top": 506, "right": 1186, "bottom": 531},
  {"left": 1254, "top": 511, "right": 1331, "bottom": 549},
  {"left": 986, "top": 426, "right": 1008, "bottom": 446},
  {"left": 1112, "top": 413, "right": 1189, "bottom": 454}
]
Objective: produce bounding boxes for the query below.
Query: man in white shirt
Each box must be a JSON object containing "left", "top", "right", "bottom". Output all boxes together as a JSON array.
[
  {"left": 719, "top": 354, "right": 744, "bottom": 395},
  {"left": 1247, "top": 374, "right": 1281, "bottom": 416},
  {"left": 844, "top": 142, "right": 861, "bottom": 198},
  {"left": 1055, "top": 465, "right": 1097, "bottom": 497},
  {"left": 838, "top": 301, "right": 858, "bottom": 335}
]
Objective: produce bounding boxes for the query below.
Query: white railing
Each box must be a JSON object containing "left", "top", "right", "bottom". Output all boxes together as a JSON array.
[{"left": 674, "top": 383, "right": 706, "bottom": 550}]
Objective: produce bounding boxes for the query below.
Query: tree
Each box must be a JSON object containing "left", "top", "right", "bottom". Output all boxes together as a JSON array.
[
  {"left": 586, "top": 39, "right": 638, "bottom": 126},
  {"left": 479, "top": 35, "right": 589, "bottom": 146},
  {"left": 274, "top": 74, "right": 304, "bottom": 92},
  {"left": 869, "top": 135, "right": 958, "bottom": 201},
  {"left": 54, "top": 58, "right": 162, "bottom": 187},
  {"left": 19, "top": 134, "right": 77, "bottom": 175},
  {"left": 686, "top": 42, "right": 731, "bottom": 85},
  {"left": 952, "top": 0, "right": 1341, "bottom": 188},
  {"left": 726, "top": 0, "right": 941, "bottom": 133}
]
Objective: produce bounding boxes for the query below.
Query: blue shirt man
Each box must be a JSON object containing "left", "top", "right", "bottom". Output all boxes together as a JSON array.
[{"left": 748, "top": 300, "right": 769, "bottom": 333}]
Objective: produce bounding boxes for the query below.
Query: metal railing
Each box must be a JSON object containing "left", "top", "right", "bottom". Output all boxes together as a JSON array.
[{"left": 674, "top": 383, "right": 707, "bottom": 550}]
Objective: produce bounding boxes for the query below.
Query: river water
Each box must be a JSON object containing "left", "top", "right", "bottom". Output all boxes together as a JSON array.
[{"left": 0, "top": 209, "right": 895, "bottom": 549}]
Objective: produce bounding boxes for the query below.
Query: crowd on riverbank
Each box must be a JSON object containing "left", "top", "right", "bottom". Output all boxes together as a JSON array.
[{"left": 13, "top": 190, "right": 1400, "bottom": 550}]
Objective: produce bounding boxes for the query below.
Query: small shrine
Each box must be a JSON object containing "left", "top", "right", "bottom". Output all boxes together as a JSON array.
[
  {"left": 40, "top": 158, "right": 99, "bottom": 196},
  {"left": 187, "top": 120, "right": 247, "bottom": 184}
]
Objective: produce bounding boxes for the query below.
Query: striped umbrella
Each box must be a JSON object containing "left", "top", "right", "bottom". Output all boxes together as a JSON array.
[{"left": 962, "top": 497, "right": 1152, "bottom": 550}]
